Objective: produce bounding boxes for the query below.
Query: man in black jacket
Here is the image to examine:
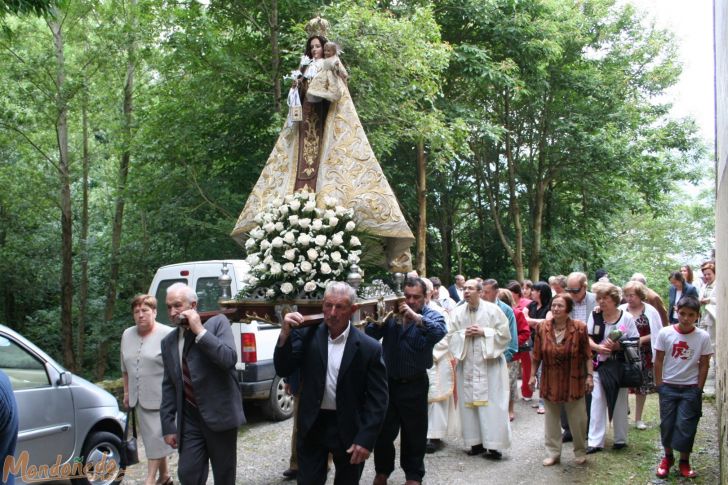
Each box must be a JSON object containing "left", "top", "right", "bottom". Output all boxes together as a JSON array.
[{"left": 275, "top": 282, "right": 389, "bottom": 485}]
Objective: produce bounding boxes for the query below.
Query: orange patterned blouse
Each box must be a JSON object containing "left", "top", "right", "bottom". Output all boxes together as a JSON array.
[{"left": 533, "top": 318, "right": 591, "bottom": 403}]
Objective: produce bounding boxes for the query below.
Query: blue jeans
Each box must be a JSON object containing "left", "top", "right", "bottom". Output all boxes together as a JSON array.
[
  {"left": 658, "top": 383, "right": 702, "bottom": 453},
  {"left": 1, "top": 371, "right": 19, "bottom": 485}
]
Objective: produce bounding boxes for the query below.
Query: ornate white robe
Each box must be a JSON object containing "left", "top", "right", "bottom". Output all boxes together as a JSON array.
[{"left": 449, "top": 301, "right": 512, "bottom": 449}]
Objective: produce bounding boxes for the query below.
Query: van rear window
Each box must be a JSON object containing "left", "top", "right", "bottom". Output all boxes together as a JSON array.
[
  {"left": 196, "top": 277, "right": 224, "bottom": 313},
  {"left": 154, "top": 278, "right": 187, "bottom": 324}
]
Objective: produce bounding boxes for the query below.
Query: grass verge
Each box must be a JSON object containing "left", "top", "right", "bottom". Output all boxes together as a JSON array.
[{"left": 585, "top": 394, "right": 719, "bottom": 484}]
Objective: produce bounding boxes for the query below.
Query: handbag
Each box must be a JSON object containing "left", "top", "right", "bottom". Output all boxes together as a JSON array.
[
  {"left": 289, "top": 90, "right": 303, "bottom": 122},
  {"left": 121, "top": 408, "right": 139, "bottom": 467},
  {"left": 619, "top": 339, "right": 643, "bottom": 388}
]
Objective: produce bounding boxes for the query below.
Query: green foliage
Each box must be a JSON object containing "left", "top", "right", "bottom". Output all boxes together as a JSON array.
[{"left": 0, "top": 0, "right": 714, "bottom": 375}]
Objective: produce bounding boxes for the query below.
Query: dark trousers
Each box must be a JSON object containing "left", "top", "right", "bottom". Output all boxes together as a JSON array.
[
  {"left": 658, "top": 384, "right": 702, "bottom": 453},
  {"left": 297, "top": 410, "right": 364, "bottom": 485},
  {"left": 374, "top": 375, "right": 428, "bottom": 482},
  {"left": 561, "top": 392, "right": 591, "bottom": 438},
  {"left": 0, "top": 372, "right": 19, "bottom": 485},
  {"left": 178, "top": 403, "right": 238, "bottom": 485}
]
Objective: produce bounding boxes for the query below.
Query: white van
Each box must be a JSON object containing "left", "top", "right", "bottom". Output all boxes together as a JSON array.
[{"left": 148, "top": 260, "right": 293, "bottom": 420}]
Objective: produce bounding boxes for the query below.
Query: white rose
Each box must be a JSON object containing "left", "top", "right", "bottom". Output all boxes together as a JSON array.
[
  {"left": 260, "top": 240, "right": 271, "bottom": 251},
  {"left": 283, "top": 232, "right": 296, "bottom": 244},
  {"left": 332, "top": 234, "right": 344, "bottom": 246},
  {"left": 272, "top": 197, "right": 283, "bottom": 207},
  {"left": 284, "top": 194, "right": 294, "bottom": 203},
  {"left": 282, "top": 262, "right": 295, "bottom": 273},
  {"left": 348, "top": 253, "right": 360, "bottom": 264},
  {"left": 307, "top": 248, "right": 319, "bottom": 261},
  {"left": 245, "top": 238, "right": 256, "bottom": 249},
  {"left": 288, "top": 215, "right": 299, "bottom": 226},
  {"left": 335, "top": 206, "right": 346, "bottom": 216},
  {"left": 312, "top": 219, "right": 323, "bottom": 231},
  {"left": 266, "top": 288, "right": 276, "bottom": 298},
  {"left": 263, "top": 254, "right": 273, "bottom": 265},
  {"left": 247, "top": 276, "right": 259, "bottom": 286},
  {"left": 284, "top": 248, "right": 297, "bottom": 261},
  {"left": 263, "top": 222, "right": 276, "bottom": 233},
  {"left": 263, "top": 213, "right": 274, "bottom": 222},
  {"left": 254, "top": 263, "right": 266, "bottom": 272},
  {"left": 274, "top": 222, "right": 284, "bottom": 232},
  {"left": 330, "top": 251, "right": 342, "bottom": 263},
  {"left": 271, "top": 237, "right": 284, "bottom": 248},
  {"left": 297, "top": 233, "right": 311, "bottom": 246},
  {"left": 254, "top": 213, "right": 264, "bottom": 224},
  {"left": 324, "top": 209, "right": 336, "bottom": 219},
  {"left": 304, "top": 281, "right": 317, "bottom": 292},
  {"left": 328, "top": 216, "right": 339, "bottom": 227},
  {"left": 304, "top": 200, "right": 316, "bottom": 212},
  {"left": 300, "top": 261, "right": 313, "bottom": 273},
  {"left": 350, "top": 236, "right": 361, "bottom": 246},
  {"left": 270, "top": 263, "right": 282, "bottom": 275},
  {"left": 345, "top": 221, "right": 356, "bottom": 232},
  {"left": 280, "top": 282, "right": 294, "bottom": 294},
  {"left": 315, "top": 235, "right": 327, "bottom": 247},
  {"left": 278, "top": 205, "right": 289, "bottom": 216},
  {"left": 290, "top": 200, "right": 301, "bottom": 211},
  {"left": 250, "top": 227, "right": 265, "bottom": 240},
  {"left": 298, "top": 218, "right": 311, "bottom": 229},
  {"left": 324, "top": 196, "right": 338, "bottom": 207},
  {"left": 320, "top": 262, "right": 332, "bottom": 275}
]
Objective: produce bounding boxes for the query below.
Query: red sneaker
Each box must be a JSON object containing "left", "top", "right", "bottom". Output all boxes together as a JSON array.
[
  {"left": 678, "top": 460, "right": 697, "bottom": 478},
  {"left": 656, "top": 456, "right": 674, "bottom": 478}
]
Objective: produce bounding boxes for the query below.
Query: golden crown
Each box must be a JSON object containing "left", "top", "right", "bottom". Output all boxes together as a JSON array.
[{"left": 305, "top": 16, "right": 330, "bottom": 38}]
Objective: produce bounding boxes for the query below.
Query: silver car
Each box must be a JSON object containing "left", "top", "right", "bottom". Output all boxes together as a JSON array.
[{"left": 0, "top": 324, "right": 126, "bottom": 485}]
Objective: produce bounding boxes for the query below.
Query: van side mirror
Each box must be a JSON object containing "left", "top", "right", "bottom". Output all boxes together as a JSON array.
[{"left": 57, "top": 372, "right": 72, "bottom": 386}]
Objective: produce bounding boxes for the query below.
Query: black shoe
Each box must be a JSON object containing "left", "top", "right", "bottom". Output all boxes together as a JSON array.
[
  {"left": 585, "top": 446, "right": 603, "bottom": 455},
  {"left": 484, "top": 449, "right": 503, "bottom": 460},
  {"left": 562, "top": 432, "right": 573, "bottom": 443},
  {"left": 467, "top": 444, "right": 486, "bottom": 456},
  {"left": 426, "top": 439, "right": 442, "bottom": 454},
  {"left": 282, "top": 468, "right": 298, "bottom": 479},
  {"left": 613, "top": 443, "right": 628, "bottom": 450}
]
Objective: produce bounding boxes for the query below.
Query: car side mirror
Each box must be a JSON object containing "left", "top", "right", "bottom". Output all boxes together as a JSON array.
[{"left": 57, "top": 372, "right": 72, "bottom": 386}]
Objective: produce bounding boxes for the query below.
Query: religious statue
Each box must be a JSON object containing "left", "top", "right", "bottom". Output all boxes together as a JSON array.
[{"left": 231, "top": 16, "right": 414, "bottom": 272}]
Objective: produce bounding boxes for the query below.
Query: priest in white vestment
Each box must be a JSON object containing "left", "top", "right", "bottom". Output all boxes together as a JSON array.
[
  {"left": 422, "top": 279, "right": 459, "bottom": 453},
  {"left": 449, "top": 279, "right": 512, "bottom": 459}
]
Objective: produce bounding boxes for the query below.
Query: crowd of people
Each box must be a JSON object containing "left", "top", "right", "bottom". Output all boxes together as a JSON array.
[{"left": 103, "top": 260, "right": 717, "bottom": 485}]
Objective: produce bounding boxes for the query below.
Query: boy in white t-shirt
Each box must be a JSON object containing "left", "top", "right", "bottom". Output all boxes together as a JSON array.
[{"left": 653, "top": 296, "right": 712, "bottom": 479}]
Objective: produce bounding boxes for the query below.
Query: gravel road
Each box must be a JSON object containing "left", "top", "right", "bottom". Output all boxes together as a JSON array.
[{"left": 121, "top": 391, "right": 595, "bottom": 485}]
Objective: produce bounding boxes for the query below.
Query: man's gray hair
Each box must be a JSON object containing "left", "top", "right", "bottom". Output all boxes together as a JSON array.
[
  {"left": 567, "top": 271, "right": 588, "bottom": 288},
  {"left": 631, "top": 273, "right": 647, "bottom": 285},
  {"left": 167, "top": 282, "right": 198, "bottom": 303},
  {"left": 324, "top": 281, "right": 357, "bottom": 305}
]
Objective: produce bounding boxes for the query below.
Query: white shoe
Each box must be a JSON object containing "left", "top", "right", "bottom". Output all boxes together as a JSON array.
[{"left": 636, "top": 421, "right": 647, "bottom": 430}]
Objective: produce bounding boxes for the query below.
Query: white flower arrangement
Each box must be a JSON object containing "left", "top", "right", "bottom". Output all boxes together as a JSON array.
[{"left": 240, "top": 190, "right": 362, "bottom": 299}]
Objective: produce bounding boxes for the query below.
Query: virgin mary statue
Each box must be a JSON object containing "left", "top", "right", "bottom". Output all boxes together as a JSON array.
[{"left": 231, "top": 17, "right": 414, "bottom": 272}]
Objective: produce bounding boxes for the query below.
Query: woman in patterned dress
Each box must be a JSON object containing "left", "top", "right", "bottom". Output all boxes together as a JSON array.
[{"left": 619, "top": 281, "right": 663, "bottom": 430}]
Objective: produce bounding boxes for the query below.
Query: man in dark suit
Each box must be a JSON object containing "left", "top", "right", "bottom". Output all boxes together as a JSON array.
[
  {"left": 160, "top": 283, "right": 245, "bottom": 485},
  {"left": 448, "top": 274, "right": 465, "bottom": 303},
  {"left": 275, "top": 282, "right": 388, "bottom": 485}
]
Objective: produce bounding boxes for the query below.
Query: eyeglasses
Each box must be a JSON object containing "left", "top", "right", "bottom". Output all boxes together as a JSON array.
[{"left": 565, "top": 288, "right": 582, "bottom": 294}]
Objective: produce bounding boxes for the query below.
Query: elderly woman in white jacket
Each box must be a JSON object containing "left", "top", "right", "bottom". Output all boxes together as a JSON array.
[{"left": 619, "top": 281, "right": 663, "bottom": 430}]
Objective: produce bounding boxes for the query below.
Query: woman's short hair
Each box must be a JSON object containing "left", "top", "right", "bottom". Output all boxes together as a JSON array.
[
  {"left": 669, "top": 270, "right": 685, "bottom": 284},
  {"left": 548, "top": 275, "right": 567, "bottom": 289},
  {"left": 591, "top": 282, "right": 621, "bottom": 305},
  {"left": 497, "top": 288, "right": 514, "bottom": 306},
  {"left": 551, "top": 293, "right": 574, "bottom": 313},
  {"left": 506, "top": 280, "right": 523, "bottom": 296},
  {"left": 131, "top": 294, "right": 157, "bottom": 311},
  {"left": 622, "top": 281, "right": 646, "bottom": 301},
  {"left": 701, "top": 261, "right": 716, "bottom": 273}
]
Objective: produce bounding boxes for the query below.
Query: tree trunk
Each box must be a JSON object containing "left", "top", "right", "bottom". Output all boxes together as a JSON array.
[
  {"left": 77, "top": 83, "right": 90, "bottom": 371},
  {"left": 269, "top": 0, "right": 280, "bottom": 113},
  {"left": 50, "top": 14, "right": 76, "bottom": 372},
  {"left": 416, "top": 140, "right": 427, "bottom": 276},
  {"left": 503, "top": 91, "right": 525, "bottom": 281},
  {"left": 98, "top": 0, "right": 136, "bottom": 380}
]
